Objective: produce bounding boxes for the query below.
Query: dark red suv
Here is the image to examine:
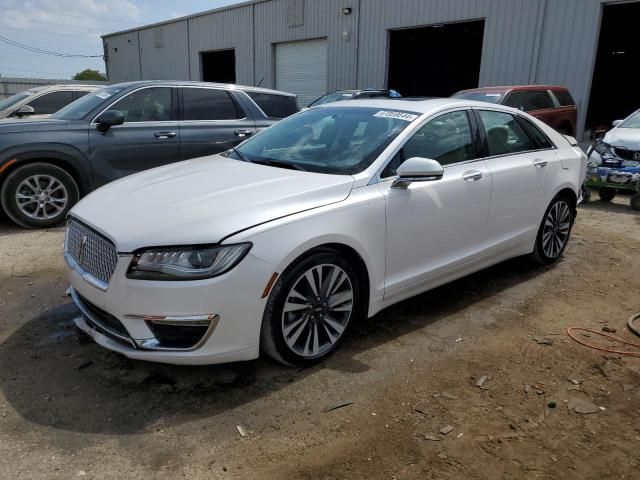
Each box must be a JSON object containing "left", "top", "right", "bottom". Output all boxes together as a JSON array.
[{"left": 453, "top": 85, "right": 577, "bottom": 136}]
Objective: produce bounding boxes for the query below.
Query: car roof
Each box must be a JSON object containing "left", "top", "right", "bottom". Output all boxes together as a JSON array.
[
  {"left": 321, "top": 97, "right": 489, "bottom": 114},
  {"left": 107, "top": 80, "right": 296, "bottom": 97},
  {"left": 457, "top": 85, "right": 569, "bottom": 94},
  {"left": 34, "top": 84, "right": 101, "bottom": 92}
]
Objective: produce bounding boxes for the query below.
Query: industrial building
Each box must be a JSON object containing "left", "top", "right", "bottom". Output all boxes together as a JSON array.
[{"left": 102, "top": 0, "right": 640, "bottom": 139}]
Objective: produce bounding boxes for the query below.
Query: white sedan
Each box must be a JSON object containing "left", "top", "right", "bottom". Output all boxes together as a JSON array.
[{"left": 64, "top": 98, "right": 586, "bottom": 366}]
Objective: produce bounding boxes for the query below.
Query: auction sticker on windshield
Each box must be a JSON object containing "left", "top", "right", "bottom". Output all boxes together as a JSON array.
[{"left": 373, "top": 111, "right": 419, "bottom": 122}]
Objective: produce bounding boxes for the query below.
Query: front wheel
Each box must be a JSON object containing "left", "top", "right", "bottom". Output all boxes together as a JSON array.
[
  {"left": 0, "top": 163, "right": 79, "bottom": 229},
  {"left": 530, "top": 195, "right": 574, "bottom": 265},
  {"left": 260, "top": 250, "right": 362, "bottom": 366}
]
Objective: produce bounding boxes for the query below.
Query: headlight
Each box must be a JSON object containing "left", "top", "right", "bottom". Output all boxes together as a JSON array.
[{"left": 127, "top": 243, "right": 252, "bottom": 280}]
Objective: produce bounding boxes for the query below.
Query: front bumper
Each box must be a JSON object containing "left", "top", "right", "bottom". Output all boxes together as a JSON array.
[{"left": 66, "top": 252, "right": 275, "bottom": 365}]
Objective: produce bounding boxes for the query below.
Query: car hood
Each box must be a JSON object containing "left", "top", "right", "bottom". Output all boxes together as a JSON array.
[
  {"left": 0, "top": 117, "right": 73, "bottom": 133},
  {"left": 604, "top": 128, "right": 640, "bottom": 150},
  {"left": 71, "top": 155, "right": 355, "bottom": 252}
]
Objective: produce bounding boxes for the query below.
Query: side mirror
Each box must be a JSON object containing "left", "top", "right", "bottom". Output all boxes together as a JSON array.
[
  {"left": 612, "top": 119, "right": 623, "bottom": 128},
  {"left": 15, "top": 105, "right": 35, "bottom": 117},
  {"left": 96, "top": 110, "right": 124, "bottom": 132},
  {"left": 391, "top": 157, "right": 444, "bottom": 189}
]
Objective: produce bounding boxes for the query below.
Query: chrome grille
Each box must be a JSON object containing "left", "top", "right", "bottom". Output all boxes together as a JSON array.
[{"left": 65, "top": 220, "right": 118, "bottom": 285}]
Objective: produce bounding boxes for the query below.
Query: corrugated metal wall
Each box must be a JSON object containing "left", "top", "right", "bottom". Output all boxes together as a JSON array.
[
  {"left": 138, "top": 20, "right": 190, "bottom": 80},
  {"left": 102, "top": 0, "right": 627, "bottom": 137}
]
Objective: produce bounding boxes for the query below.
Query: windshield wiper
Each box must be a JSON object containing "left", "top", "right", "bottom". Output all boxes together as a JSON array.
[
  {"left": 231, "top": 145, "right": 249, "bottom": 162},
  {"left": 251, "top": 159, "right": 307, "bottom": 172}
]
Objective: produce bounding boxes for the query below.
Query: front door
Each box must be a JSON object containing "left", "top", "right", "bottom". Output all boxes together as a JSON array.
[
  {"left": 88, "top": 87, "right": 180, "bottom": 188},
  {"left": 382, "top": 109, "right": 492, "bottom": 297}
]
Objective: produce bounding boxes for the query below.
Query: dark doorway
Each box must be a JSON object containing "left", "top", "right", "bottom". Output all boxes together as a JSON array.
[
  {"left": 201, "top": 49, "right": 236, "bottom": 84},
  {"left": 586, "top": 2, "right": 640, "bottom": 134},
  {"left": 388, "top": 20, "right": 485, "bottom": 97}
]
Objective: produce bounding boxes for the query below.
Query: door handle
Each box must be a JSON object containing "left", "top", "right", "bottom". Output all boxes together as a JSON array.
[
  {"left": 234, "top": 129, "right": 253, "bottom": 138},
  {"left": 462, "top": 170, "right": 483, "bottom": 182},
  {"left": 154, "top": 131, "right": 176, "bottom": 139},
  {"left": 534, "top": 159, "right": 548, "bottom": 168}
]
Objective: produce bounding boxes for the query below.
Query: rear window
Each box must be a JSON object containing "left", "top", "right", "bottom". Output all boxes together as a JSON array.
[
  {"left": 182, "top": 88, "right": 241, "bottom": 120},
  {"left": 553, "top": 90, "right": 575, "bottom": 106},
  {"left": 247, "top": 92, "right": 298, "bottom": 119}
]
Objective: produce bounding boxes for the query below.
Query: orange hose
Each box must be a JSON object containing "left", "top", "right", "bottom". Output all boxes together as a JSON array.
[{"left": 566, "top": 327, "right": 640, "bottom": 357}]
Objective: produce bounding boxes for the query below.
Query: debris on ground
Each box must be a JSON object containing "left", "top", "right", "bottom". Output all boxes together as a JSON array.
[
  {"left": 602, "top": 326, "right": 617, "bottom": 333},
  {"left": 423, "top": 435, "right": 441, "bottom": 442},
  {"left": 476, "top": 375, "right": 488, "bottom": 387},
  {"left": 324, "top": 400, "right": 353, "bottom": 413},
  {"left": 236, "top": 425, "right": 248, "bottom": 437},
  {"left": 441, "top": 393, "right": 458, "bottom": 400},
  {"left": 440, "top": 425, "right": 454, "bottom": 435},
  {"left": 533, "top": 336, "right": 554, "bottom": 346},
  {"left": 567, "top": 398, "right": 601, "bottom": 414}
]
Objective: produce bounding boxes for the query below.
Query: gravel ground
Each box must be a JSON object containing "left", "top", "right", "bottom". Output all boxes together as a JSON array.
[{"left": 0, "top": 197, "right": 639, "bottom": 480}]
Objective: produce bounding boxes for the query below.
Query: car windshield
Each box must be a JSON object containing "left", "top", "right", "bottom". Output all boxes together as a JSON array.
[
  {"left": 52, "top": 86, "right": 125, "bottom": 120},
  {"left": 227, "top": 106, "right": 419, "bottom": 175},
  {"left": 619, "top": 110, "right": 640, "bottom": 129},
  {"left": 452, "top": 91, "right": 504, "bottom": 104},
  {"left": 0, "top": 90, "right": 38, "bottom": 111},
  {"left": 309, "top": 91, "right": 356, "bottom": 107}
]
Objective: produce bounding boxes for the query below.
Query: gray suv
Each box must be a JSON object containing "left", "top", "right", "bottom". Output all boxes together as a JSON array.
[{"left": 0, "top": 81, "right": 298, "bottom": 228}]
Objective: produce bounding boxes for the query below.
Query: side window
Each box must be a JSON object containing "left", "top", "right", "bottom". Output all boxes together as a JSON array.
[
  {"left": 111, "top": 87, "right": 172, "bottom": 122},
  {"left": 247, "top": 92, "right": 298, "bottom": 119},
  {"left": 478, "top": 110, "right": 535, "bottom": 156},
  {"left": 182, "top": 88, "right": 241, "bottom": 120},
  {"left": 27, "top": 91, "right": 74, "bottom": 114},
  {"left": 519, "top": 117, "right": 554, "bottom": 149},
  {"left": 505, "top": 91, "right": 554, "bottom": 112},
  {"left": 382, "top": 110, "right": 474, "bottom": 177},
  {"left": 553, "top": 90, "right": 575, "bottom": 107}
]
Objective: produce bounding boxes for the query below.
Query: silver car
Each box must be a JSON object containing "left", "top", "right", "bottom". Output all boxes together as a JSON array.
[{"left": 0, "top": 84, "right": 100, "bottom": 119}]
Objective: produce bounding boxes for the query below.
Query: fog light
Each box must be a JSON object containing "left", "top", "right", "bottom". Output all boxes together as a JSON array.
[{"left": 125, "top": 314, "right": 219, "bottom": 351}]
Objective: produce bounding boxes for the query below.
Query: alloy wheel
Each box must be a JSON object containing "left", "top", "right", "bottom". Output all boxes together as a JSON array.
[
  {"left": 15, "top": 174, "right": 69, "bottom": 220},
  {"left": 542, "top": 200, "right": 571, "bottom": 259},
  {"left": 281, "top": 263, "right": 354, "bottom": 358}
]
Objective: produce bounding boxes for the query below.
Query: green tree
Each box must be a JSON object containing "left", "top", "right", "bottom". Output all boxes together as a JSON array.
[{"left": 72, "top": 69, "right": 106, "bottom": 81}]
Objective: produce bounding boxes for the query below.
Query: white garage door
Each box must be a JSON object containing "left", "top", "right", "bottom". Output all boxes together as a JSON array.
[{"left": 276, "top": 39, "right": 328, "bottom": 108}]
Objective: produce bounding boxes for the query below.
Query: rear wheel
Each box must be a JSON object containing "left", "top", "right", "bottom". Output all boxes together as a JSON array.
[
  {"left": 631, "top": 193, "right": 640, "bottom": 211},
  {"left": 530, "top": 195, "right": 574, "bottom": 265},
  {"left": 0, "top": 163, "right": 79, "bottom": 228},
  {"left": 260, "top": 250, "right": 362, "bottom": 366},
  {"left": 581, "top": 185, "right": 591, "bottom": 203},
  {"left": 598, "top": 187, "right": 616, "bottom": 202}
]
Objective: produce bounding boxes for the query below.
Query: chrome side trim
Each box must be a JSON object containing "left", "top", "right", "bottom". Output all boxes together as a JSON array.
[
  {"left": 64, "top": 253, "right": 109, "bottom": 291},
  {"left": 70, "top": 287, "right": 136, "bottom": 348}
]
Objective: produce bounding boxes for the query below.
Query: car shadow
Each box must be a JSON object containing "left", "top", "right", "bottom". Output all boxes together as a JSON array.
[
  {"left": 0, "top": 257, "right": 549, "bottom": 435},
  {"left": 580, "top": 199, "right": 637, "bottom": 215}
]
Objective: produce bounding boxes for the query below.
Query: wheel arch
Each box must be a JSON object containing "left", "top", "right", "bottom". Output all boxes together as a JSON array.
[{"left": 275, "top": 241, "right": 371, "bottom": 318}]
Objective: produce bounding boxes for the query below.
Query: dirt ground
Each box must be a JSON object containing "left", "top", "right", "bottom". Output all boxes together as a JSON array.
[{"left": 0, "top": 197, "right": 639, "bottom": 480}]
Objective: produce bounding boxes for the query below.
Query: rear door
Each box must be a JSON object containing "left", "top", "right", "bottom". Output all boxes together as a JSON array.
[
  {"left": 474, "top": 109, "right": 559, "bottom": 250},
  {"left": 178, "top": 87, "right": 256, "bottom": 161},
  {"left": 88, "top": 86, "right": 180, "bottom": 187}
]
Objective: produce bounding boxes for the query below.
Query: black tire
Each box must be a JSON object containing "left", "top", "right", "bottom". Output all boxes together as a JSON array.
[
  {"left": 0, "top": 162, "right": 79, "bottom": 229},
  {"left": 530, "top": 194, "right": 575, "bottom": 265},
  {"left": 260, "top": 250, "right": 363, "bottom": 367},
  {"left": 598, "top": 187, "right": 616, "bottom": 202},
  {"left": 631, "top": 193, "right": 640, "bottom": 212}
]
